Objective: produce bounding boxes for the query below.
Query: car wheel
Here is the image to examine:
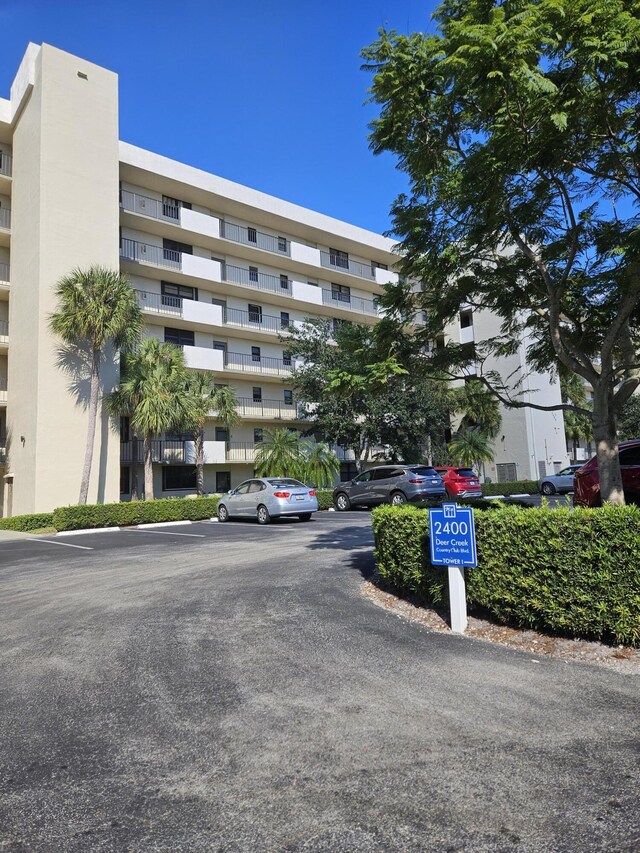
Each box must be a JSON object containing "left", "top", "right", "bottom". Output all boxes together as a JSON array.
[
  {"left": 299, "top": 513, "right": 312, "bottom": 522},
  {"left": 335, "top": 493, "right": 351, "bottom": 511},
  {"left": 217, "top": 504, "right": 229, "bottom": 522},
  {"left": 257, "top": 505, "right": 271, "bottom": 525},
  {"left": 541, "top": 482, "right": 555, "bottom": 495},
  {"left": 390, "top": 491, "right": 407, "bottom": 506}
]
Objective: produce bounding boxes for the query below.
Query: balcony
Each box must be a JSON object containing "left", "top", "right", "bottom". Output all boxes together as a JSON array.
[
  {"left": 0, "top": 207, "right": 11, "bottom": 230},
  {"left": 220, "top": 220, "right": 290, "bottom": 257},
  {"left": 120, "top": 439, "right": 226, "bottom": 465},
  {"left": 183, "top": 345, "right": 225, "bottom": 372},
  {"left": 226, "top": 442, "right": 257, "bottom": 463},
  {"left": 321, "top": 288, "right": 378, "bottom": 316},
  {"left": 320, "top": 251, "right": 375, "bottom": 281},
  {"left": 235, "top": 397, "right": 302, "bottom": 420},
  {"left": 224, "top": 351, "right": 294, "bottom": 377},
  {"left": 0, "top": 433, "right": 6, "bottom": 464},
  {"left": 0, "top": 320, "right": 8, "bottom": 345},
  {"left": 0, "top": 152, "right": 12, "bottom": 178},
  {"left": 0, "top": 384, "right": 8, "bottom": 403},
  {"left": 459, "top": 324, "right": 474, "bottom": 344},
  {"left": 224, "top": 263, "right": 291, "bottom": 296},
  {"left": 133, "top": 290, "right": 224, "bottom": 330},
  {"left": 121, "top": 238, "right": 180, "bottom": 271},
  {"left": 0, "top": 264, "right": 8, "bottom": 287}
]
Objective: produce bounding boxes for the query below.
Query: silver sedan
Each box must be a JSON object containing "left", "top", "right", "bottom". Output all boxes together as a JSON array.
[
  {"left": 217, "top": 477, "right": 318, "bottom": 524},
  {"left": 539, "top": 464, "right": 584, "bottom": 495}
]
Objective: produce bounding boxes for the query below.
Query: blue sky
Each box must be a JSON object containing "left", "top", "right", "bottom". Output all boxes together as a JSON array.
[{"left": 0, "top": 0, "right": 437, "bottom": 236}]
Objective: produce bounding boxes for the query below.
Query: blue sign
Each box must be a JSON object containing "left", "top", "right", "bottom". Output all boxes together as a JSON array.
[{"left": 429, "top": 503, "right": 477, "bottom": 567}]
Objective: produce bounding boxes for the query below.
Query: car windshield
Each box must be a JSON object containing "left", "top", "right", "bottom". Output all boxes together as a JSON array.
[
  {"left": 409, "top": 467, "right": 439, "bottom": 477},
  {"left": 454, "top": 469, "right": 476, "bottom": 477},
  {"left": 267, "top": 479, "right": 305, "bottom": 487}
]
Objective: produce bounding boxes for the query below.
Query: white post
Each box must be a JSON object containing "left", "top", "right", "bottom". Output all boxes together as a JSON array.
[{"left": 447, "top": 565, "right": 468, "bottom": 633}]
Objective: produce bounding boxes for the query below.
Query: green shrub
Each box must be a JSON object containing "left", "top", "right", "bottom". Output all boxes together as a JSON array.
[
  {"left": 53, "top": 496, "right": 220, "bottom": 532},
  {"left": 481, "top": 480, "right": 539, "bottom": 496},
  {"left": 315, "top": 490, "right": 334, "bottom": 511},
  {"left": 0, "top": 512, "right": 55, "bottom": 532},
  {"left": 372, "top": 503, "right": 640, "bottom": 647}
]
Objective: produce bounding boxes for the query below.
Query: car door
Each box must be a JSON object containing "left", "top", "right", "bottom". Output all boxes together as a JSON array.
[
  {"left": 348, "top": 470, "right": 375, "bottom": 504},
  {"left": 554, "top": 467, "right": 575, "bottom": 493},
  {"left": 225, "top": 480, "right": 253, "bottom": 516},
  {"left": 370, "top": 467, "right": 400, "bottom": 504},
  {"left": 619, "top": 445, "right": 640, "bottom": 502},
  {"left": 246, "top": 479, "right": 267, "bottom": 514}
]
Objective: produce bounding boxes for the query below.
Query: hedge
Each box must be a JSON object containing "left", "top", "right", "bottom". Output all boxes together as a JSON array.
[
  {"left": 53, "top": 496, "right": 220, "bottom": 532},
  {"left": 481, "top": 480, "right": 539, "bottom": 496},
  {"left": 316, "top": 490, "right": 334, "bottom": 511},
  {"left": 372, "top": 503, "right": 640, "bottom": 647},
  {"left": 0, "top": 512, "right": 55, "bottom": 532}
]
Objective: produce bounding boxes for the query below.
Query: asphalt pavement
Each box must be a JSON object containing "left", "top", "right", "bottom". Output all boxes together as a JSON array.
[{"left": 0, "top": 512, "right": 638, "bottom": 852}]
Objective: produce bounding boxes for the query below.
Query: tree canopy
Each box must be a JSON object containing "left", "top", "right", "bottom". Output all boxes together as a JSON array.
[{"left": 363, "top": 0, "right": 640, "bottom": 503}]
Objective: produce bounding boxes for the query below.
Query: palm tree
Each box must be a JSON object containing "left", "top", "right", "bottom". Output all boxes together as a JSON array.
[
  {"left": 183, "top": 373, "right": 239, "bottom": 496},
  {"left": 254, "top": 428, "right": 302, "bottom": 479},
  {"left": 448, "top": 428, "right": 494, "bottom": 472},
  {"left": 50, "top": 266, "right": 142, "bottom": 504},
  {"left": 454, "top": 380, "right": 502, "bottom": 438},
  {"left": 109, "top": 339, "right": 190, "bottom": 500},
  {"left": 299, "top": 440, "right": 340, "bottom": 487}
]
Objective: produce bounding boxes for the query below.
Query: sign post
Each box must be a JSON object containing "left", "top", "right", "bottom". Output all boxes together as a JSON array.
[{"left": 428, "top": 502, "right": 477, "bottom": 633}]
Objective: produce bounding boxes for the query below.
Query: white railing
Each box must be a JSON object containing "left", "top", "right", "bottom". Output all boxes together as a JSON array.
[
  {"left": 120, "top": 190, "right": 181, "bottom": 221},
  {"left": 120, "top": 238, "right": 181, "bottom": 270},
  {"left": 0, "top": 263, "right": 9, "bottom": 284},
  {"left": 224, "top": 263, "right": 291, "bottom": 295},
  {"left": 0, "top": 320, "right": 8, "bottom": 339},
  {"left": 0, "top": 207, "right": 11, "bottom": 230},
  {"left": 321, "top": 288, "right": 378, "bottom": 316},
  {"left": 0, "top": 152, "right": 11, "bottom": 178},
  {"left": 320, "top": 251, "right": 375, "bottom": 280},
  {"left": 225, "top": 351, "right": 293, "bottom": 376},
  {"left": 220, "top": 220, "right": 290, "bottom": 256}
]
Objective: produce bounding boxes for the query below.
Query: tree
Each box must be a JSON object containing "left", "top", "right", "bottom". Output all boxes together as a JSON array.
[
  {"left": 50, "top": 266, "right": 142, "bottom": 504},
  {"left": 363, "top": 1, "right": 640, "bottom": 503},
  {"left": 618, "top": 394, "right": 640, "bottom": 440},
  {"left": 299, "top": 441, "right": 341, "bottom": 488},
  {"left": 561, "top": 374, "right": 592, "bottom": 460},
  {"left": 283, "top": 318, "right": 451, "bottom": 469},
  {"left": 254, "top": 428, "right": 303, "bottom": 479},
  {"left": 183, "top": 373, "right": 239, "bottom": 497},
  {"left": 108, "top": 339, "right": 190, "bottom": 500},
  {"left": 451, "top": 380, "right": 502, "bottom": 438},
  {"left": 448, "top": 428, "right": 495, "bottom": 472}
]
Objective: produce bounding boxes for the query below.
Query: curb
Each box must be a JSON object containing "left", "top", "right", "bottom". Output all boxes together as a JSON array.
[
  {"left": 57, "top": 526, "right": 121, "bottom": 536},
  {"left": 56, "top": 518, "right": 220, "bottom": 536}
]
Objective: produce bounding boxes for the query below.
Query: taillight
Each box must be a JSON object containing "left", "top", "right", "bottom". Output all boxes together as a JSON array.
[
  {"left": 408, "top": 478, "right": 423, "bottom": 483},
  {"left": 308, "top": 490, "right": 316, "bottom": 497},
  {"left": 273, "top": 491, "right": 290, "bottom": 498}
]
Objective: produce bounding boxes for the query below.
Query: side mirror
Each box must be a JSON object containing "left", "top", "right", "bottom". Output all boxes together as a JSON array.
[{"left": 227, "top": 489, "right": 235, "bottom": 495}]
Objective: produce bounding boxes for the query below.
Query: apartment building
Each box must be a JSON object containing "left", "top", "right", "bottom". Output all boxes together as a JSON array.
[{"left": 0, "top": 43, "right": 568, "bottom": 516}]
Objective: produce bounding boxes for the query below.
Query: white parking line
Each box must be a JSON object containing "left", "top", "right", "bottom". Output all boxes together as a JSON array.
[
  {"left": 36, "top": 539, "right": 94, "bottom": 551},
  {"left": 125, "top": 529, "right": 206, "bottom": 538}
]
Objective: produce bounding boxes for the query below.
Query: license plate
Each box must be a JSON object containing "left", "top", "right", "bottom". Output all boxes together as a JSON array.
[
  {"left": 431, "top": 479, "right": 439, "bottom": 484},
  {"left": 295, "top": 494, "right": 305, "bottom": 501}
]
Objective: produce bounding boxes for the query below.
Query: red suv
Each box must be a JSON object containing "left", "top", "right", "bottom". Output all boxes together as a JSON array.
[
  {"left": 573, "top": 439, "right": 640, "bottom": 507},
  {"left": 435, "top": 466, "right": 483, "bottom": 500}
]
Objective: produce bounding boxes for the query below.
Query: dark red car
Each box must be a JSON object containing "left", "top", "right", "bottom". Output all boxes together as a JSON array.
[
  {"left": 573, "top": 439, "right": 640, "bottom": 507},
  {"left": 435, "top": 466, "right": 483, "bottom": 500}
]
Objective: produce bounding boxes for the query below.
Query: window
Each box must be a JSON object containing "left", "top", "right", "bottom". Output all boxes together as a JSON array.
[
  {"left": 620, "top": 446, "right": 640, "bottom": 466},
  {"left": 282, "top": 350, "right": 292, "bottom": 366},
  {"left": 163, "top": 238, "right": 192, "bottom": 260},
  {"left": 341, "top": 462, "right": 358, "bottom": 482},
  {"left": 216, "top": 471, "right": 231, "bottom": 493},
  {"left": 331, "top": 283, "right": 350, "bottom": 304},
  {"left": 161, "top": 281, "right": 197, "bottom": 304},
  {"left": 120, "top": 466, "right": 130, "bottom": 495},
  {"left": 215, "top": 427, "right": 229, "bottom": 442},
  {"left": 373, "top": 468, "right": 397, "bottom": 481},
  {"left": 248, "top": 304, "right": 262, "bottom": 323},
  {"left": 284, "top": 390, "right": 293, "bottom": 405},
  {"left": 164, "top": 327, "right": 194, "bottom": 348},
  {"left": 280, "top": 311, "right": 290, "bottom": 329},
  {"left": 254, "top": 428, "right": 263, "bottom": 443},
  {"left": 253, "top": 387, "right": 262, "bottom": 403},
  {"left": 120, "top": 416, "right": 130, "bottom": 443},
  {"left": 355, "top": 470, "right": 374, "bottom": 483},
  {"left": 460, "top": 310, "right": 473, "bottom": 329},
  {"left": 162, "top": 466, "right": 197, "bottom": 491},
  {"left": 280, "top": 274, "right": 289, "bottom": 290},
  {"left": 247, "top": 227, "right": 257, "bottom": 243},
  {"left": 248, "top": 480, "right": 266, "bottom": 493},
  {"left": 235, "top": 480, "right": 252, "bottom": 494},
  {"left": 371, "top": 261, "right": 388, "bottom": 273},
  {"left": 251, "top": 346, "right": 261, "bottom": 362},
  {"left": 277, "top": 236, "right": 287, "bottom": 252},
  {"left": 249, "top": 266, "right": 259, "bottom": 282},
  {"left": 213, "top": 341, "right": 227, "bottom": 362},
  {"left": 329, "top": 247, "right": 349, "bottom": 269}
]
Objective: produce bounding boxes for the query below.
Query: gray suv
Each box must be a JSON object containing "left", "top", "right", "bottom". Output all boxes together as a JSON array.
[{"left": 333, "top": 465, "right": 446, "bottom": 510}]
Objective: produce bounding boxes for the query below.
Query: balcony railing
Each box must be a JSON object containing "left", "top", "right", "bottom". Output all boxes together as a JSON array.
[
  {"left": 224, "top": 351, "right": 293, "bottom": 376},
  {"left": 235, "top": 397, "right": 302, "bottom": 420},
  {"left": 0, "top": 207, "right": 11, "bottom": 230},
  {"left": 120, "top": 439, "right": 186, "bottom": 463},
  {"left": 0, "top": 321, "right": 8, "bottom": 339},
  {"left": 133, "top": 289, "right": 183, "bottom": 316},
  {"left": 320, "top": 251, "right": 375, "bottom": 281},
  {"left": 226, "top": 442, "right": 257, "bottom": 462},
  {"left": 220, "top": 220, "right": 290, "bottom": 256},
  {"left": 321, "top": 288, "right": 378, "bottom": 316},
  {"left": 225, "top": 306, "right": 288, "bottom": 335},
  {"left": 0, "top": 264, "right": 8, "bottom": 284},
  {"left": 120, "top": 190, "right": 181, "bottom": 221},
  {"left": 224, "top": 263, "right": 291, "bottom": 295},
  {"left": 0, "top": 152, "right": 11, "bottom": 178},
  {"left": 120, "top": 238, "right": 181, "bottom": 270}
]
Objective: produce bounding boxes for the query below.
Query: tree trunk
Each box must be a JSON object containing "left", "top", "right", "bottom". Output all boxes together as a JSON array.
[
  {"left": 143, "top": 435, "right": 154, "bottom": 501},
  {"left": 592, "top": 385, "right": 625, "bottom": 505},
  {"left": 195, "top": 427, "right": 204, "bottom": 497},
  {"left": 78, "top": 345, "right": 101, "bottom": 505},
  {"left": 131, "top": 429, "right": 139, "bottom": 501}
]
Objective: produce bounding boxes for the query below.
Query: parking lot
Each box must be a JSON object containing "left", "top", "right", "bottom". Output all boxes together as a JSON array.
[{"left": 1, "top": 510, "right": 638, "bottom": 851}]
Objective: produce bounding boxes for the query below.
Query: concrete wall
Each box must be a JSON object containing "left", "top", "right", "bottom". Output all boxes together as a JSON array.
[{"left": 7, "top": 44, "right": 121, "bottom": 514}]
